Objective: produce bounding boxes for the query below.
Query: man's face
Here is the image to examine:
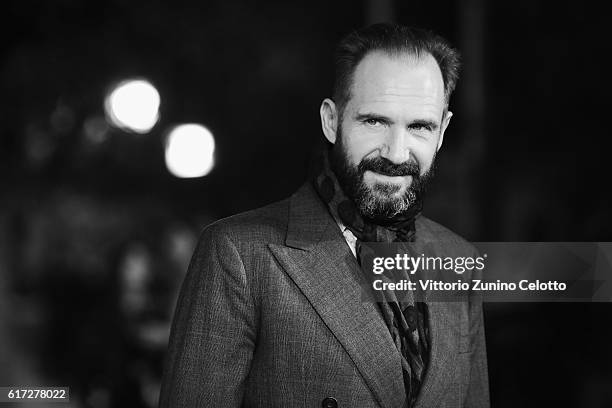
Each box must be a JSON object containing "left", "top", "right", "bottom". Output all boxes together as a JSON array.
[{"left": 329, "top": 51, "right": 450, "bottom": 220}]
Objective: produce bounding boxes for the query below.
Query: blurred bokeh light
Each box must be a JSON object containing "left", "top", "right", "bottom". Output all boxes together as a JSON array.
[
  {"left": 104, "top": 79, "right": 161, "bottom": 134},
  {"left": 164, "top": 124, "right": 215, "bottom": 178}
]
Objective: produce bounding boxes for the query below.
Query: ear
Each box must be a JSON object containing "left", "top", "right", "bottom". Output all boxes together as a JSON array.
[
  {"left": 437, "top": 111, "right": 453, "bottom": 152},
  {"left": 320, "top": 98, "right": 339, "bottom": 144}
]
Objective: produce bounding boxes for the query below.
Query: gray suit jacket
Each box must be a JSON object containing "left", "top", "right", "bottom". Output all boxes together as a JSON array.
[{"left": 159, "top": 183, "right": 490, "bottom": 408}]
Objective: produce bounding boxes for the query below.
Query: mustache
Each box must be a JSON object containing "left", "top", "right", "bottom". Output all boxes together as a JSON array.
[{"left": 358, "top": 157, "right": 420, "bottom": 177}]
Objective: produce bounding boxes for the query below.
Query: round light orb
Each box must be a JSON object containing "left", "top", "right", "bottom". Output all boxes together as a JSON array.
[
  {"left": 165, "top": 124, "right": 215, "bottom": 178},
  {"left": 105, "top": 79, "right": 160, "bottom": 133}
]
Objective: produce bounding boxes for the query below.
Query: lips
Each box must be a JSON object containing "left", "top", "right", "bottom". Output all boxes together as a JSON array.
[
  {"left": 365, "top": 171, "right": 414, "bottom": 188},
  {"left": 367, "top": 170, "right": 414, "bottom": 180},
  {"left": 370, "top": 170, "right": 415, "bottom": 178}
]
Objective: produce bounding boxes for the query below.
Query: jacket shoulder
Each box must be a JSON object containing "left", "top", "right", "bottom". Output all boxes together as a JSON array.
[{"left": 200, "top": 197, "right": 290, "bottom": 247}]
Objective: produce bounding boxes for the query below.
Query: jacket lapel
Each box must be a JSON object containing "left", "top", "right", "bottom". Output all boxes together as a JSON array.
[{"left": 269, "top": 183, "right": 406, "bottom": 408}]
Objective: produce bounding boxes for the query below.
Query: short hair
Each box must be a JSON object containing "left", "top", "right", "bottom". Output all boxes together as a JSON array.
[{"left": 332, "top": 23, "right": 461, "bottom": 116}]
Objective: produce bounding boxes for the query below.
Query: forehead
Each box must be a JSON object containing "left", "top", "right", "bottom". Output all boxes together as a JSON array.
[{"left": 348, "top": 51, "right": 445, "bottom": 117}]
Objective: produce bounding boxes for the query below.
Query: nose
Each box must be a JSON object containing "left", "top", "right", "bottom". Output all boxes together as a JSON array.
[{"left": 381, "top": 126, "right": 410, "bottom": 164}]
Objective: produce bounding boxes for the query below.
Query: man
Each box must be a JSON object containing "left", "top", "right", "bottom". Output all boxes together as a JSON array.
[{"left": 160, "top": 23, "right": 489, "bottom": 408}]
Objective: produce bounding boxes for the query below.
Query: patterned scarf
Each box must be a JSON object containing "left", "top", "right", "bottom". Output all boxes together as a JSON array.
[{"left": 311, "top": 148, "right": 430, "bottom": 408}]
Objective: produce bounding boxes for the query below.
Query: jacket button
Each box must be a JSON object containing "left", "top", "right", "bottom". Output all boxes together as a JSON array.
[{"left": 322, "top": 396, "right": 338, "bottom": 408}]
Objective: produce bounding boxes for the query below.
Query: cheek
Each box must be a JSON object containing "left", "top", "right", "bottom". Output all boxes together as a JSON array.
[
  {"left": 412, "top": 143, "right": 438, "bottom": 173},
  {"left": 344, "top": 128, "right": 384, "bottom": 163}
]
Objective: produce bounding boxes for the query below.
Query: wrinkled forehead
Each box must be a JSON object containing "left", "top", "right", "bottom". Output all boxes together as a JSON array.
[{"left": 348, "top": 51, "right": 446, "bottom": 111}]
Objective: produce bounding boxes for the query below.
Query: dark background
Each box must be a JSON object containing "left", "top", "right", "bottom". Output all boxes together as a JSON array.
[{"left": 1, "top": 0, "right": 611, "bottom": 407}]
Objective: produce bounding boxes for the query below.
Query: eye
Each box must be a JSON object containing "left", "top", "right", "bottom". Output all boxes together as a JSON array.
[
  {"left": 363, "top": 118, "right": 384, "bottom": 127},
  {"left": 410, "top": 123, "right": 433, "bottom": 132}
]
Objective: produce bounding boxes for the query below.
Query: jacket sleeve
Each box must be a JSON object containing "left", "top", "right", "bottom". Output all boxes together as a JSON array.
[
  {"left": 464, "top": 259, "right": 490, "bottom": 408},
  {"left": 159, "top": 224, "right": 257, "bottom": 408}
]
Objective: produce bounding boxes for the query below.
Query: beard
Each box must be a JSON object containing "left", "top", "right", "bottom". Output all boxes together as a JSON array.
[{"left": 330, "top": 127, "right": 436, "bottom": 222}]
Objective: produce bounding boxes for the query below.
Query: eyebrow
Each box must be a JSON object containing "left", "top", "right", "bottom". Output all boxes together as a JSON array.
[{"left": 355, "top": 112, "right": 439, "bottom": 130}]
